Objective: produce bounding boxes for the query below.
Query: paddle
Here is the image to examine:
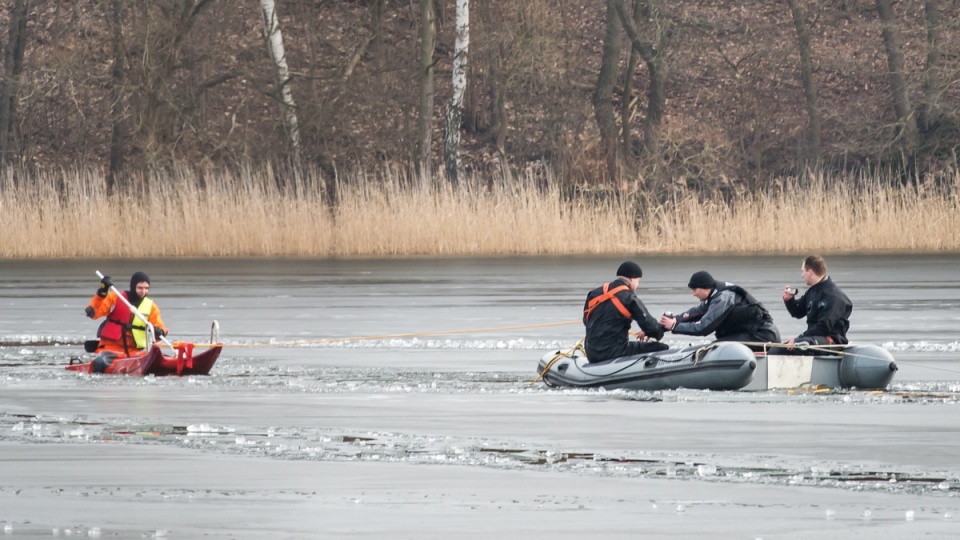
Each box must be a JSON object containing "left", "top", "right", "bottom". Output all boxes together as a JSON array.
[{"left": 95, "top": 270, "right": 175, "bottom": 349}]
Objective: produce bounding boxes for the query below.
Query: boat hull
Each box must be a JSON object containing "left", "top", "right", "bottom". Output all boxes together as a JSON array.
[
  {"left": 536, "top": 342, "right": 757, "bottom": 391},
  {"left": 742, "top": 344, "right": 897, "bottom": 391},
  {"left": 66, "top": 345, "right": 222, "bottom": 376}
]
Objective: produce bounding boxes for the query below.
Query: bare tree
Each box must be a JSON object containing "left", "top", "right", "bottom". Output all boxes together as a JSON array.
[
  {"left": 0, "top": 0, "right": 30, "bottom": 167},
  {"left": 620, "top": 0, "right": 643, "bottom": 172},
  {"left": 919, "top": 0, "right": 943, "bottom": 134},
  {"left": 106, "top": 0, "right": 127, "bottom": 192},
  {"left": 592, "top": 0, "right": 622, "bottom": 180},
  {"left": 125, "top": 1, "right": 215, "bottom": 167},
  {"left": 613, "top": 0, "right": 671, "bottom": 158},
  {"left": 260, "top": 0, "right": 302, "bottom": 166},
  {"left": 369, "top": 0, "right": 385, "bottom": 68},
  {"left": 785, "top": 0, "right": 821, "bottom": 163},
  {"left": 875, "top": 0, "right": 919, "bottom": 153},
  {"left": 417, "top": 0, "right": 436, "bottom": 173},
  {"left": 444, "top": 0, "right": 468, "bottom": 184}
]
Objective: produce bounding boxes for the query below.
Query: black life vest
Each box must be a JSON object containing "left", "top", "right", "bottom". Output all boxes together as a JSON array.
[{"left": 709, "top": 282, "right": 772, "bottom": 338}]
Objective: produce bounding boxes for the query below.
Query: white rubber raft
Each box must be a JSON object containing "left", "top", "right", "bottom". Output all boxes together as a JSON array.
[{"left": 536, "top": 343, "right": 898, "bottom": 392}]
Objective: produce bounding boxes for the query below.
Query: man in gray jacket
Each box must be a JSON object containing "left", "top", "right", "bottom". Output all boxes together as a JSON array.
[{"left": 660, "top": 271, "right": 780, "bottom": 351}]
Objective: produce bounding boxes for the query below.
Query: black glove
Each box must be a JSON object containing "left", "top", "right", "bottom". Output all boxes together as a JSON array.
[
  {"left": 154, "top": 327, "right": 167, "bottom": 339},
  {"left": 97, "top": 276, "right": 113, "bottom": 298},
  {"left": 84, "top": 306, "right": 95, "bottom": 318}
]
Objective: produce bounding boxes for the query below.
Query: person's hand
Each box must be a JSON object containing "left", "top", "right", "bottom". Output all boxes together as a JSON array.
[
  {"left": 84, "top": 306, "right": 95, "bottom": 318},
  {"left": 782, "top": 285, "right": 796, "bottom": 301},
  {"left": 154, "top": 327, "right": 167, "bottom": 339},
  {"left": 97, "top": 276, "right": 113, "bottom": 298},
  {"left": 784, "top": 337, "right": 796, "bottom": 350},
  {"left": 659, "top": 315, "right": 677, "bottom": 331},
  {"left": 635, "top": 330, "right": 647, "bottom": 341}
]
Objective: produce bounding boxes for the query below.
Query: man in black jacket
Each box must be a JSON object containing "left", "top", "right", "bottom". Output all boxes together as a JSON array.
[
  {"left": 582, "top": 261, "right": 668, "bottom": 363},
  {"left": 774, "top": 255, "right": 852, "bottom": 353},
  {"left": 660, "top": 271, "right": 780, "bottom": 351}
]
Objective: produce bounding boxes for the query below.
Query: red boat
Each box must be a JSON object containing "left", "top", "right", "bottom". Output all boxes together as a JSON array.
[{"left": 67, "top": 343, "right": 222, "bottom": 376}]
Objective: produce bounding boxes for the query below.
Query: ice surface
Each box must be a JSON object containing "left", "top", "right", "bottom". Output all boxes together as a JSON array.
[{"left": 2, "top": 255, "right": 960, "bottom": 537}]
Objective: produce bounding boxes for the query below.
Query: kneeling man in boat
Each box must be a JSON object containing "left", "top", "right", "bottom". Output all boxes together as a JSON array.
[
  {"left": 660, "top": 271, "right": 780, "bottom": 351},
  {"left": 770, "top": 255, "right": 852, "bottom": 355},
  {"left": 582, "top": 261, "right": 669, "bottom": 363},
  {"left": 84, "top": 271, "right": 169, "bottom": 373}
]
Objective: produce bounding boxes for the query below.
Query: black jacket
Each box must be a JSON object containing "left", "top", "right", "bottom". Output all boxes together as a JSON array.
[
  {"left": 784, "top": 276, "right": 852, "bottom": 344},
  {"left": 673, "top": 282, "right": 779, "bottom": 342},
  {"left": 583, "top": 278, "right": 664, "bottom": 361}
]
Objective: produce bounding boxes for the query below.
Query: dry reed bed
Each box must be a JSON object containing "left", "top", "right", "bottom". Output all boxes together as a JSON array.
[{"left": 1, "top": 168, "right": 957, "bottom": 258}]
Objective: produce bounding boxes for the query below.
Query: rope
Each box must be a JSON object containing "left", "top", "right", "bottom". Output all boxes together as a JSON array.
[
  {"left": 138, "top": 331, "right": 960, "bottom": 378},
  {"left": 736, "top": 340, "right": 960, "bottom": 376},
  {"left": 529, "top": 338, "right": 585, "bottom": 386},
  {"left": 170, "top": 320, "right": 582, "bottom": 349}
]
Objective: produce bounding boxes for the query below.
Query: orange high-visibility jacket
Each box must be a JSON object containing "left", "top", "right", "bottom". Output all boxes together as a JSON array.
[{"left": 87, "top": 291, "right": 167, "bottom": 355}]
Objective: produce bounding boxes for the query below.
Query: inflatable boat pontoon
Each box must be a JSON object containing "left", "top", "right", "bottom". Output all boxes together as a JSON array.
[{"left": 536, "top": 342, "right": 757, "bottom": 391}]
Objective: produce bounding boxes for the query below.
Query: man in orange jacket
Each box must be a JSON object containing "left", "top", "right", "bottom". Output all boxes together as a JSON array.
[{"left": 84, "top": 271, "right": 168, "bottom": 372}]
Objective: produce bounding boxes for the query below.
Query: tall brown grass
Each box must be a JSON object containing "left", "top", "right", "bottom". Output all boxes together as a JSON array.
[{"left": 1, "top": 165, "right": 958, "bottom": 258}]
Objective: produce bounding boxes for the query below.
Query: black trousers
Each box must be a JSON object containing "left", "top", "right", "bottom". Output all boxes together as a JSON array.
[{"left": 587, "top": 340, "right": 669, "bottom": 363}]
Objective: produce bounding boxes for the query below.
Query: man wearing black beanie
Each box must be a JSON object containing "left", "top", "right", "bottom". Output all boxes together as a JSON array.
[
  {"left": 661, "top": 270, "right": 780, "bottom": 351},
  {"left": 582, "top": 261, "right": 668, "bottom": 363}
]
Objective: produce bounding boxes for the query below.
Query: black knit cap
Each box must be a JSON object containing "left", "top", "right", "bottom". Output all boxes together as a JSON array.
[
  {"left": 616, "top": 261, "right": 643, "bottom": 279},
  {"left": 130, "top": 271, "right": 151, "bottom": 291},
  {"left": 687, "top": 270, "right": 716, "bottom": 290}
]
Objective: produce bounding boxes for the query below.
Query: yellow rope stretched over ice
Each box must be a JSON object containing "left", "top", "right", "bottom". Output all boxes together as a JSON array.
[{"left": 175, "top": 320, "right": 582, "bottom": 349}]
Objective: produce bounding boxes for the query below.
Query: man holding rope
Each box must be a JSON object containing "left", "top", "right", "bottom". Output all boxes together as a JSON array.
[
  {"left": 582, "top": 261, "right": 668, "bottom": 363},
  {"left": 84, "top": 271, "right": 169, "bottom": 372}
]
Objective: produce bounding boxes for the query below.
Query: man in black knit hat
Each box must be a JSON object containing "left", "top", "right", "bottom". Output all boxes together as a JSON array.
[
  {"left": 660, "top": 270, "right": 780, "bottom": 351},
  {"left": 582, "top": 261, "right": 668, "bottom": 363}
]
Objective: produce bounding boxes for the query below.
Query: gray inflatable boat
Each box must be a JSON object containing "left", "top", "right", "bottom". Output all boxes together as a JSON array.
[
  {"left": 742, "top": 344, "right": 898, "bottom": 391},
  {"left": 536, "top": 341, "right": 757, "bottom": 391}
]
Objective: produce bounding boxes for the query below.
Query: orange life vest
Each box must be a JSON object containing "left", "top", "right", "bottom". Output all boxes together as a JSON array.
[
  {"left": 584, "top": 283, "right": 632, "bottom": 321},
  {"left": 99, "top": 292, "right": 154, "bottom": 349}
]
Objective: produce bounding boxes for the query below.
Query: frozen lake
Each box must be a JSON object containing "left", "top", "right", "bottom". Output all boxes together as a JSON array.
[{"left": 1, "top": 255, "right": 959, "bottom": 538}]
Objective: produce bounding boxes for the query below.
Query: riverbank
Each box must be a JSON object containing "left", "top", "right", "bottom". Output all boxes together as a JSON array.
[{"left": 2, "top": 166, "right": 958, "bottom": 258}]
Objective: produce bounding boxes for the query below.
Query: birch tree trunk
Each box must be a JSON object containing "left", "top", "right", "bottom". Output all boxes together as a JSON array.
[
  {"left": 875, "top": 0, "right": 919, "bottom": 153},
  {"left": 260, "top": 0, "right": 302, "bottom": 166},
  {"left": 418, "top": 0, "right": 436, "bottom": 174},
  {"left": 0, "top": 0, "right": 30, "bottom": 167},
  {"left": 786, "top": 0, "right": 821, "bottom": 163},
  {"left": 444, "top": 0, "right": 468, "bottom": 184}
]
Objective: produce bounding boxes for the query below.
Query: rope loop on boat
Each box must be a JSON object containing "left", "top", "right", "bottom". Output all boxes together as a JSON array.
[
  {"left": 737, "top": 341, "right": 890, "bottom": 361},
  {"left": 529, "top": 338, "right": 585, "bottom": 386}
]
